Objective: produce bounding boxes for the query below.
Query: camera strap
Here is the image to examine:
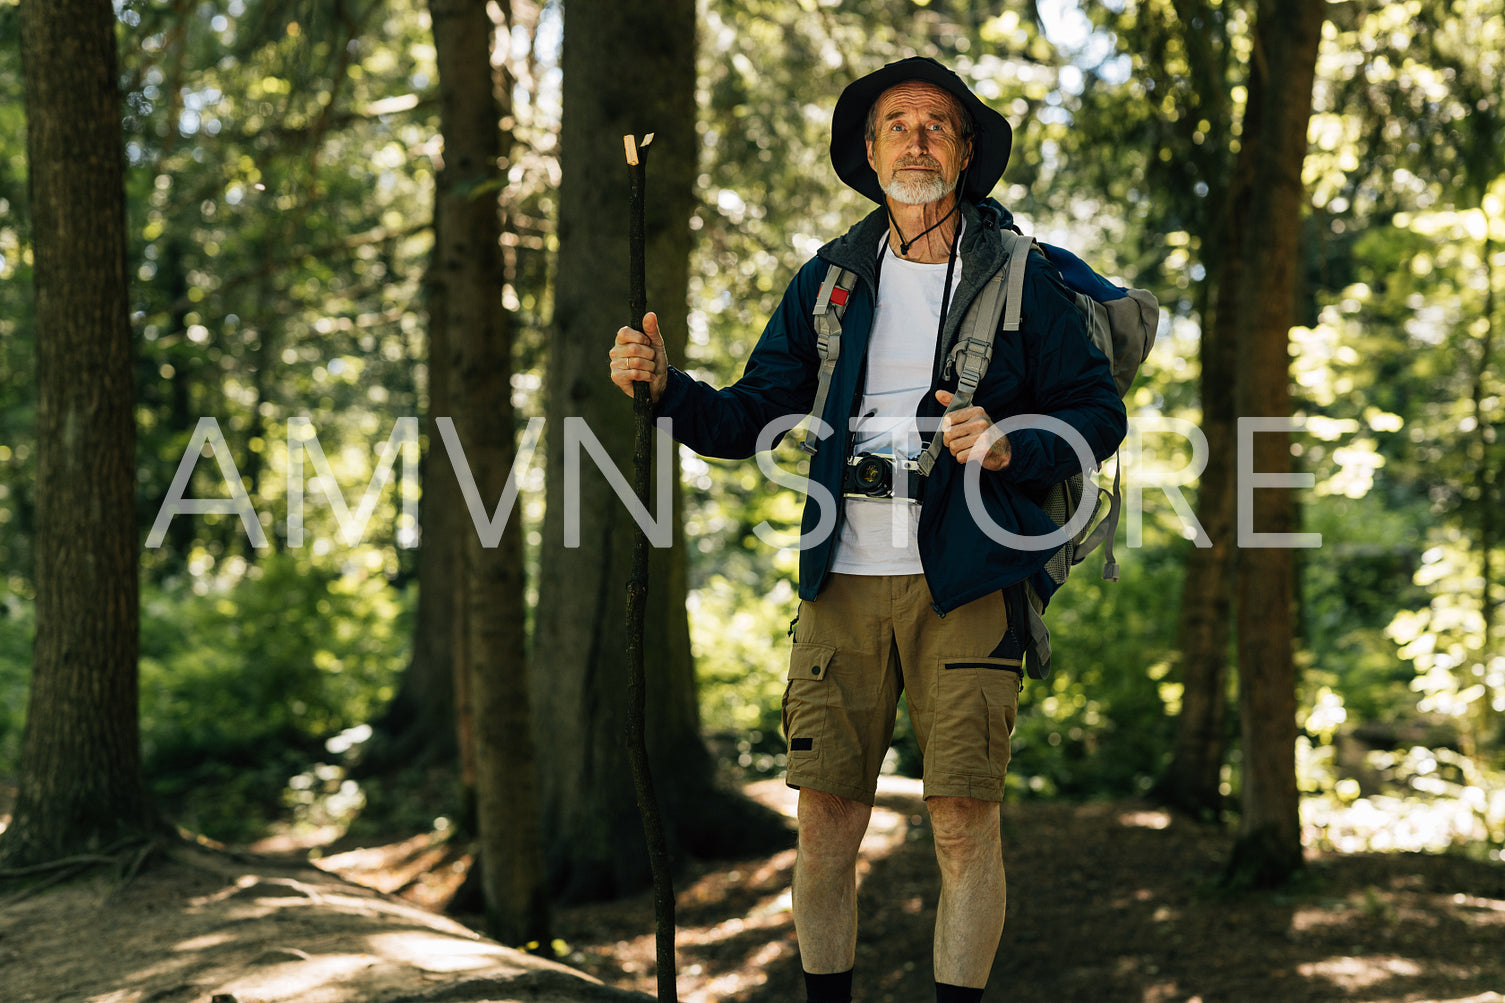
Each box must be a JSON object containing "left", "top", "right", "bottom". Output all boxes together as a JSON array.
[
  {"left": 804, "top": 230, "right": 961, "bottom": 458},
  {"left": 915, "top": 231, "right": 1032, "bottom": 477}
]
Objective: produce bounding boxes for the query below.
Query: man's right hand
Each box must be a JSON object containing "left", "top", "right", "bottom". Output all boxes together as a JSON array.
[{"left": 609, "top": 310, "right": 670, "bottom": 404}]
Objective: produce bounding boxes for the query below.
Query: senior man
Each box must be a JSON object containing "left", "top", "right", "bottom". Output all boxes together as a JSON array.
[{"left": 610, "top": 56, "right": 1126, "bottom": 1002}]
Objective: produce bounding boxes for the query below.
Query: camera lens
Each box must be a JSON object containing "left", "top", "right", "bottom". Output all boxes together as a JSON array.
[{"left": 852, "top": 454, "right": 891, "bottom": 496}]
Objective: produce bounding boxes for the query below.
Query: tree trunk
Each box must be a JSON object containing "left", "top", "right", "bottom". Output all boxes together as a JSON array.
[
  {"left": 1225, "top": 0, "right": 1325, "bottom": 889},
  {"left": 1157, "top": 284, "right": 1235, "bottom": 817},
  {"left": 1158, "top": 189, "right": 1241, "bottom": 818},
  {"left": 536, "top": 0, "right": 788, "bottom": 903},
  {"left": 430, "top": 0, "right": 547, "bottom": 943},
  {"left": 361, "top": 244, "right": 461, "bottom": 777},
  {"left": 1, "top": 0, "right": 160, "bottom": 868},
  {"left": 1124, "top": 0, "right": 1238, "bottom": 822}
]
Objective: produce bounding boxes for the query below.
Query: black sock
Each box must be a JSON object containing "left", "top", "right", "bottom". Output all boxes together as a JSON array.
[
  {"left": 804, "top": 968, "right": 854, "bottom": 1003},
  {"left": 935, "top": 982, "right": 984, "bottom": 1003}
]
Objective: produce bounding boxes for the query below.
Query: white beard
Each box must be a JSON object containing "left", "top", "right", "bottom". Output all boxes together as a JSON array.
[{"left": 882, "top": 169, "right": 954, "bottom": 206}]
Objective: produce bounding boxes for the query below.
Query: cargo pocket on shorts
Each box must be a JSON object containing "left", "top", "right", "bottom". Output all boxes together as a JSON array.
[
  {"left": 931, "top": 657, "right": 1022, "bottom": 782},
  {"left": 783, "top": 642, "right": 836, "bottom": 767}
]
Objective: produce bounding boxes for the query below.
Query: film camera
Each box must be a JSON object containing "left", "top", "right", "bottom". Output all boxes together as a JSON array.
[{"left": 842, "top": 452, "right": 921, "bottom": 500}]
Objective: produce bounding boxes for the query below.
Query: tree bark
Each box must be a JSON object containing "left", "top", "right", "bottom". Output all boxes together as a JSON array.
[
  {"left": 1, "top": 0, "right": 161, "bottom": 868},
  {"left": 1159, "top": 189, "right": 1240, "bottom": 819},
  {"left": 1133, "top": 0, "right": 1237, "bottom": 820},
  {"left": 429, "top": 0, "right": 547, "bottom": 943},
  {"left": 1225, "top": 0, "right": 1325, "bottom": 889},
  {"left": 536, "top": 0, "right": 788, "bottom": 902},
  {"left": 360, "top": 247, "right": 461, "bottom": 777},
  {"left": 1157, "top": 300, "right": 1235, "bottom": 817}
]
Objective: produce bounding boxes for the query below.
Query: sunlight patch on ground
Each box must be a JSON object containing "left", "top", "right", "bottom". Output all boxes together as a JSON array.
[
  {"left": 208, "top": 951, "right": 381, "bottom": 1003},
  {"left": 1298, "top": 954, "right": 1423, "bottom": 991},
  {"left": 364, "top": 930, "right": 521, "bottom": 974},
  {"left": 621, "top": 775, "right": 924, "bottom": 1003},
  {"left": 173, "top": 930, "right": 237, "bottom": 953},
  {"left": 71, "top": 850, "right": 609, "bottom": 1003},
  {"left": 1141, "top": 981, "right": 1201, "bottom": 1003},
  {"left": 1291, "top": 904, "right": 1354, "bottom": 933},
  {"left": 1118, "top": 809, "right": 1172, "bottom": 829},
  {"left": 685, "top": 939, "right": 796, "bottom": 1003},
  {"left": 861, "top": 804, "right": 910, "bottom": 857},
  {"left": 314, "top": 830, "right": 468, "bottom": 908},
  {"left": 1291, "top": 884, "right": 1505, "bottom": 948},
  {"left": 1444, "top": 891, "right": 1505, "bottom": 915}
]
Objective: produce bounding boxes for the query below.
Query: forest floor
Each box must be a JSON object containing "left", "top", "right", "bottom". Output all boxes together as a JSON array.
[{"left": 3, "top": 777, "right": 1505, "bottom": 1003}]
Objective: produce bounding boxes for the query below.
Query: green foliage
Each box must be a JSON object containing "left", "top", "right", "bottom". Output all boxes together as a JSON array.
[
  {"left": 0, "top": 551, "right": 412, "bottom": 841},
  {"left": 1301, "top": 731, "right": 1505, "bottom": 860},
  {"left": 0, "top": 595, "right": 32, "bottom": 775},
  {"left": 0, "top": 2, "right": 35, "bottom": 584},
  {"left": 115, "top": 0, "right": 438, "bottom": 572},
  {"left": 3, "top": 0, "right": 1502, "bottom": 853},
  {"left": 1299, "top": 493, "right": 1430, "bottom": 726},
  {"left": 137, "top": 552, "right": 412, "bottom": 840},
  {"left": 691, "top": 571, "right": 797, "bottom": 776},
  {"left": 1009, "top": 521, "right": 1188, "bottom": 798}
]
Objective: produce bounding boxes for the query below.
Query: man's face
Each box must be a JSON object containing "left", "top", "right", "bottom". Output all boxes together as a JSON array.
[{"left": 865, "top": 81, "right": 973, "bottom": 207}]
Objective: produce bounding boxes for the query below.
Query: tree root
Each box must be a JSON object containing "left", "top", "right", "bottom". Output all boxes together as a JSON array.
[{"left": 0, "top": 834, "right": 178, "bottom": 905}]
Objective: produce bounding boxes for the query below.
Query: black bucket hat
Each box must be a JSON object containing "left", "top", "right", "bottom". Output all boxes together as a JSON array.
[{"left": 830, "top": 56, "right": 1013, "bottom": 205}]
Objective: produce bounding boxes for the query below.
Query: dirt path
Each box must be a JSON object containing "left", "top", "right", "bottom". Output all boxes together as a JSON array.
[
  {"left": 0, "top": 843, "right": 651, "bottom": 1003},
  {"left": 3, "top": 778, "right": 1503, "bottom": 1002},
  {"left": 550, "top": 779, "right": 1505, "bottom": 1003}
]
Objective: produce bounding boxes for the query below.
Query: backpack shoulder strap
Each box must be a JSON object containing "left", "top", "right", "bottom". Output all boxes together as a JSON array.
[
  {"left": 916, "top": 232, "right": 1033, "bottom": 477},
  {"left": 1001, "top": 231, "right": 1032, "bottom": 332},
  {"left": 799, "top": 264, "right": 859, "bottom": 455}
]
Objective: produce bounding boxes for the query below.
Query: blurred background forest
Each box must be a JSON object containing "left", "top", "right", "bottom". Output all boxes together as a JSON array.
[{"left": 1, "top": 0, "right": 1502, "bottom": 951}]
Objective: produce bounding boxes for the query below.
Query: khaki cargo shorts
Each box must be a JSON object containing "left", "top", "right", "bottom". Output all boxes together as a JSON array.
[{"left": 782, "top": 573, "right": 1022, "bottom": 805}]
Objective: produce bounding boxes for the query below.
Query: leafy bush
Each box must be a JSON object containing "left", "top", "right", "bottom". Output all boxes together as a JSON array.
[
  {"left": 137, "top": 551, "right": 412, "bottom": 840},
  {"left": 0, "top": 591, "right": 33, "bottom": 776},
  {"left": 1009, "top": 533, "right": 1187, "bottom": 798}
]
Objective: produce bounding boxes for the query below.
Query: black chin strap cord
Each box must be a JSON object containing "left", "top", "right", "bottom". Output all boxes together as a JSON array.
[
  {"left": 887, "top": 166, "right": 969, "bottom": 257},
  {"left": 889, "top": 199, "right": 960, "bottom": 257},
  {"left": 874, "top": 210, "right": 961, "bottom": 387}
]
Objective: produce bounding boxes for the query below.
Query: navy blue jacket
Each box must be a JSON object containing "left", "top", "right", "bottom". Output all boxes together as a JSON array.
[{"left": 656, "top": 198, "right": 1127, "bottom": 614}]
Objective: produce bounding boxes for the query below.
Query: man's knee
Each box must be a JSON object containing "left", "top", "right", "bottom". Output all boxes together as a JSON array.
[
  {"left": 797, "top": 789, "right": 872, "bottom": 863},
  {"left": 927, "top": 796, "right": 1000, "bottom": 863}
]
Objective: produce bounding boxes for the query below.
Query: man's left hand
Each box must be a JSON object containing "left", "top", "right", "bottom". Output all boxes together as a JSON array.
[{"left": 935, "top": 389, "right": 1011, "bottom": 471}]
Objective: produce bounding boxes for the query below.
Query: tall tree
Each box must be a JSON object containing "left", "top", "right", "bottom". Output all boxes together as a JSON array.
[
  {"left": 1, "top": 0, "right": 160, "bottom": 866},
  {"left": 429, "top": 0, "right": 547, "bottom": 942},
  {"left": 359, "top": 224, "right": 463, "bottom": 779},
  {"left": 1082, "top": 0, "right": 1244, "bottom": 816},
  {"left": 1154, "top": 2, "right": 1240, "bottom": 819},
  {"left": 536, "top": 0, "right": 786, "bottom": 901},
  {"left": 1225, "top": 0, "right": 1326, "bottom": 887}
]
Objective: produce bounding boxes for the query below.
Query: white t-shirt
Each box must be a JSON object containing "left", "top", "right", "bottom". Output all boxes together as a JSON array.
[{"left": 830, "top": 233, "right": 964, "bottom": 576}]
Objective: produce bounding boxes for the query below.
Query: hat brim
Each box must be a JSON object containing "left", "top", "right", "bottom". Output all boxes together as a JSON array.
[{"left": 830, "top": 57, "right": 1012, "bottom": 205}]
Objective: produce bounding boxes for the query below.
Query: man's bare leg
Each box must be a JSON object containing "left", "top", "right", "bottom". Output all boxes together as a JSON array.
[
  {"left": 792, "top": 788, "right": 873, "bottom": 974},
  {"left": 928, "top": 795, "right": 1006, "bottom": 988}
]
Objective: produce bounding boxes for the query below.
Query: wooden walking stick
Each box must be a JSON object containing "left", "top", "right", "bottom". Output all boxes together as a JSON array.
[{"left": 623, "top": 131, "right": 678, "bottom": 1003}]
